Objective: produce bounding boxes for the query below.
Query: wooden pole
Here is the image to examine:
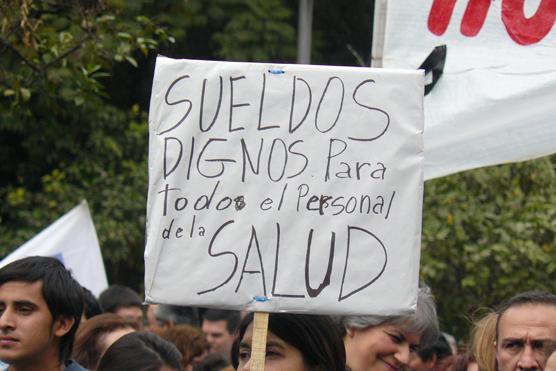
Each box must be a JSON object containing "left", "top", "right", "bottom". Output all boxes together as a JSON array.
[{"left": 250, "top": 312, "right": 269, "bottom": 371}]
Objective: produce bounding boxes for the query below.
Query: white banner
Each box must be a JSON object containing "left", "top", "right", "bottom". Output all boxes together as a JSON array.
[
  {"left": 0, "top": 200, "right": 108, "bottom": 296},
  {"left": 145, "top": 57, "right": 424, "bottom": 315},
  {"left": 373, "top": 0, "right": 556, "bottom": 179}
]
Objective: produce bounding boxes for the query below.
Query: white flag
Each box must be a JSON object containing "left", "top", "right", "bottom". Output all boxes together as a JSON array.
[
  {"left": 0, "top": 200, "right": 108, "bottom": 296},
  {"left": 373, "top": 0, "right": 556, "bottom": 179}
]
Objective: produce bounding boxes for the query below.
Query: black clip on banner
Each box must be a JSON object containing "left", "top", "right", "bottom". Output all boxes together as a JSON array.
[{"left": 419, "top": 45, "right": 447, "bottom": 96}]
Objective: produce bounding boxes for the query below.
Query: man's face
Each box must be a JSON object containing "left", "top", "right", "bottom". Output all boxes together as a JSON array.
[
  {"left": 496, "top": 304, "right": 556, "bottom": 371},
  {"left": 0, "top": 281, "right": 72, "bottom": 367},
  {"left": 115, "top": 305, "right": 143, "bottom": 329},
  {"left": 202, "top": 319, "right": 234, "bottom": 360},
  {"left": 146, "top": 304, "right": 164, "bottom": 334}
]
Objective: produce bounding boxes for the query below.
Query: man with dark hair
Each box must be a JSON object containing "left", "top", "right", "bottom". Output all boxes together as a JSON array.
[
  {"left": 201, "top": 309, "right": 240, "bottom": 362},
  {"left": 98, "top": 284, "right": 143, "bottom": 328},
  {"left": 81, "top": 287, "right": 102, "bottom": 321},
  {"left": 409, "top": 333, "right": 453, "bottom": 371},
  {"left": 147, "top": 304, "right": 199, "bottom": 335},
  {"left": 495, "top": 290, "right": 556, "bottom": 371},
  {"left": 0, "top": 256, "right": 85, "bottom": 371}
]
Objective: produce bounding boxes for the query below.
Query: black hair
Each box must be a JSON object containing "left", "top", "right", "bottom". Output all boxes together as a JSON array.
[
  {"left": 192, "top": 352, "right": 231, "bottom": 371},
  {"left": 417, "top": 333, "right": 453, "bottom": 362},
  {"left": 495, "top": 290, "right": 556, "bottom": 339},
  {"left": 202, "top": 309, "right": 241, "bottom": 334},
  {"left": 233, "top": 312, "right": 347, "bottom": 371},
  {"left": 98, "top": 284, "right": 142, "bottom": 313},
  {"left": 156, "top": 304, "right": 200, "bottom": 327},
  {"left": 82, "top": 286, "right": 102, "bottom": 319},
  {"left": 97, "top": 331, "right": 183, "bottom": 371},
  {"left": 0, "top": 256, "right": 84, "bottom": 363}
]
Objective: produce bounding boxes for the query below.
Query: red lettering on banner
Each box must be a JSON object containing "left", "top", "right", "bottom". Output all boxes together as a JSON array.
[
  {"left": 460, "top": 0, "right": 490, "bottom": 36},
  {"left": 428, "top": 0, "right": 457, "bottom": 36},
  {"left": 427, "top": 0, "right": 556, "bottom": 44},
  {"left": 502, "top": 0, "right": 556, "bottom": 45}
]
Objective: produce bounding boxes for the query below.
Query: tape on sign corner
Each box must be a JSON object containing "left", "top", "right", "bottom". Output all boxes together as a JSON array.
[
  {"left": 253, "top": 295, "right": 271, "bottom": 302},
  {"left": 268, "top": 69, "right": 285, "bottom": 75}
]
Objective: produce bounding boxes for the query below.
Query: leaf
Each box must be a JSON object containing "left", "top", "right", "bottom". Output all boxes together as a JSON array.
[
  {"left": 117, "top": 32, "right": 132, "bottom": 40},
  {"left": 74, "top": 96, "right": 84, "bottom": 106},
  {"left": 125, "top": 56, "right": 138, "bottom": 68},
  {"left": 59, "top": 32, "right": 73, "bottom": 44},
  {"left": 20, "top": 88, "right": 31, "bottom": 101}
]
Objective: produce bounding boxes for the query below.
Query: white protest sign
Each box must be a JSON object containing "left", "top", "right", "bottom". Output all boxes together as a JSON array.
[
  {"left": 145, "top": 57, "right": 424, "bottom": 316},
  {"left": 0, "top": 200, "right": 108, "bottom": 296},
  {"left": 373, "top": 0, "right": 556, "bottom": 179}
]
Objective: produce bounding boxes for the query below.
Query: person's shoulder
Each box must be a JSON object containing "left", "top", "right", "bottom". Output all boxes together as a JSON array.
[{"left": 64, "top": 360, "right": 89, "bottom": 371}]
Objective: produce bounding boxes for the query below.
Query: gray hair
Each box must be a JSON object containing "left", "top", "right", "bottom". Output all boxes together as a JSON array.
[
  {"left": 340, "top": 287, "right": 440, "bottom": 349},
  {"left": 155, "top": 304, "right": 200, "bottom": 327}
]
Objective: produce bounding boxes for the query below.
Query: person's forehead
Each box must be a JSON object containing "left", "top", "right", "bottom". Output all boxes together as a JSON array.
[
  {"left": 0, "top": 280, "right": 45, "bottom": 303},
  {"left": 203, "top": 319, "right": 228, "bottom": 333},
  {"left": 499, "top": 304, "right": 556, "bottom": 339},
  {"left": 239, "top": 323, "right": 253, "bottom": 344},
  {"left": 116, "top": 305, "right": 143, "bottom": 315},
  {"left": 266, "top": 330, "right": 289, "bottom": 347},
  {"left": 240, "top": 325, "right": 287, "bottom": 349}
]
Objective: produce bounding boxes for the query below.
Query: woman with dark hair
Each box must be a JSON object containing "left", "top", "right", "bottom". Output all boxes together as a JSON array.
[
  {"left": 97, "top": 331, "right": 183, "bottom": 371},
  {"left": 72, "top": 313, "right": 136, "bottom": 370},
  {"left": 233, "top": 312, "right": 347, "bottom": 371}
]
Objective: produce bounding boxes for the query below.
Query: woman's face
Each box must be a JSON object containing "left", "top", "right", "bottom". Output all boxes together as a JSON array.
[
  {"left": 344, "top": 322, "right": 421, "bottom": 371},
  {"left": 237, "top": 323, "right": 309, "bottom": 371}
]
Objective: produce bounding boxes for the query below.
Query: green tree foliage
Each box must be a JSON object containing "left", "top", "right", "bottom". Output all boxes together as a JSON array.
[
  {"left": 421, "top": 156, "right": 556, "bottom": 340},
  {"left": 0, "top": 0, "right": 175, "bottom": 285},
  {"left": 213, "top": 0, "right": 295, "bottom": 62}
]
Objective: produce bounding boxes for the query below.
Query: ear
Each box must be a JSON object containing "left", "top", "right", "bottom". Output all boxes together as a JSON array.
[
  {"left": 53, "top": 315, "right": 76, "bottom": 338},
  {"left": 426, "top": 353, "right": 438, "bottom": 369},
  {"left": 346, "top": 326, "right": 355, "bottom": 338}
]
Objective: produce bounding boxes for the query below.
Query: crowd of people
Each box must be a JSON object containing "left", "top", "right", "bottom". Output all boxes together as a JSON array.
[{"left": 0, "top": 256, "right": 555, "bottom": 371}]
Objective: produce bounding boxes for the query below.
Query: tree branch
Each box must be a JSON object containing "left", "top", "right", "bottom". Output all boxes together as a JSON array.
[
  {"left": 0, "top": 37, "right": 40, "bottom": 72},
  {"left": 43, "top": 36, "right": 91, "bottom": 70},
  {"left": 347, "top": 44, "right": 366, "bottom": 67}
]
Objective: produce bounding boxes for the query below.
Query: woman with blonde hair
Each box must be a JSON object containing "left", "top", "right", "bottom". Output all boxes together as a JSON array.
[{"left": 469, "top": 310, "right": 497, "bottom": 371}]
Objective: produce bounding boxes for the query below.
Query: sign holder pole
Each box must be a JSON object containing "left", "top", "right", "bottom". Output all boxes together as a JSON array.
[{"left": 250, "top": 312, "right": 269, "bottom": 371}]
